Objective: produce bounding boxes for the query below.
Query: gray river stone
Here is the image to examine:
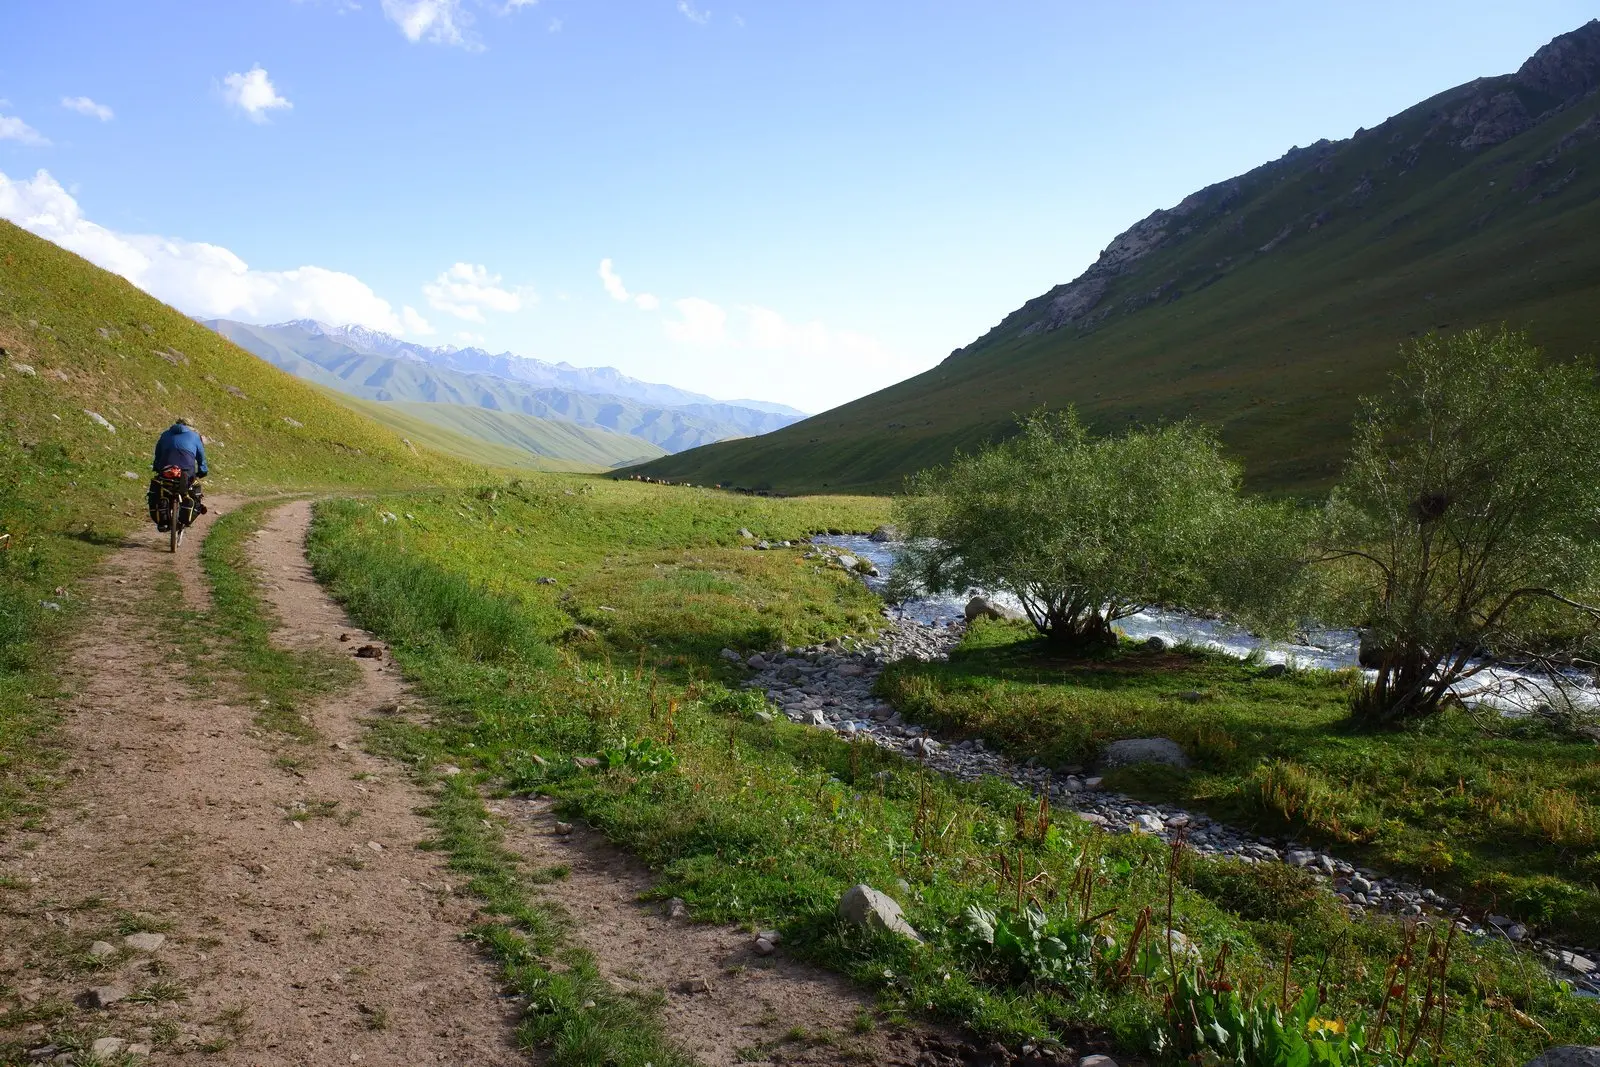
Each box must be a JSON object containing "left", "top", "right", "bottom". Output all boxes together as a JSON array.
[
  {"left": 1100, "top": 737, "right": 1190, "bottom": 770},
  {"left": 1524, "top": 1049, "right": 1600, "bottom": 1067},
  {"left": 838, "top": 884, "right": 922, "bottom": 942}
]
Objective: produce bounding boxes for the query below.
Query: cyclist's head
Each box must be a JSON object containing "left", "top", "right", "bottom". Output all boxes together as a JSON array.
[{"left": 173, "top": 416, "right": 193, "bottom": 428}]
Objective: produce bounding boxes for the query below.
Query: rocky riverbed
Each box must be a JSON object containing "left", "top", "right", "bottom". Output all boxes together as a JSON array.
[{"left": 725, "top": 541, "right": 1600, "bottom": 1000}]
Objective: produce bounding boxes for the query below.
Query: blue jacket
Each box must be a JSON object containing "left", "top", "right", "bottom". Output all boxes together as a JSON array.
[{"left": 153, "top": 423, "right": 208, "bottom": 477}]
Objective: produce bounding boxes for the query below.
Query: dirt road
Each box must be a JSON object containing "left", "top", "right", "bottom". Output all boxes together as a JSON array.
[{"left": 0, "top": 500, "right": 522, "bottom": 1064}]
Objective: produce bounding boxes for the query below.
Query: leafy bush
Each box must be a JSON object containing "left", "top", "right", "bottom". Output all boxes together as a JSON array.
[
  {"left": 1165, "top": 974, "right": 1375, "bottom": 1067},
  {"left": 597, "top": 736, "right": 678, "bottom": 773},
  {"left": 891, "top": 411, "right": 1299, "bottom": 650},
  {"left": 955, "top": 903, "right": 1097, "bottom": 990},
  {"left": 1318, "top": 328, "right": 1600, "bottom": 725}
]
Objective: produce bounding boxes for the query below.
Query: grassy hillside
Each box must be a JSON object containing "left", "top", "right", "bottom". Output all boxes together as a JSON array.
[
  {"left": 330, "top": 395, "right": 666, "bottom": 472},
  {"left": 0, "top": 218, "right": 470, "bottom": 826},
  {"left": 631, "top": 23, "right": 1600, "bottom": 496}
]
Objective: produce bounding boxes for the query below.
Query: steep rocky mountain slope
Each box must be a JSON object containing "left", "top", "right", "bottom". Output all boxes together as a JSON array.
[
  {"left": 631, "top": 20, "right": 1600, "bottom": 495},
  {"left": 207, "top": 319, "right": 805, "bottom": 455}
]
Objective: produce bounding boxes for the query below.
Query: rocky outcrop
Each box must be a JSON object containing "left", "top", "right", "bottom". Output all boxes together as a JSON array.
[
  {"left": 1454, "top": 91, "right": 1533, "bottom": 149},
  {"left": 1514, "top": 19, "right": 1600, "bottom": 100}
]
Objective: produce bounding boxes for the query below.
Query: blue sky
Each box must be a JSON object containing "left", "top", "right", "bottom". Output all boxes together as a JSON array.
[{"left": 1, "top": 0, "right": 1594, "bottom": 411}]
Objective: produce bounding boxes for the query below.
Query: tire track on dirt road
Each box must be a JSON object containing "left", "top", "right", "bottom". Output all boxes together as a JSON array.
[{"left": 0, "top": 499, "right": 523, "bottom": 1065}]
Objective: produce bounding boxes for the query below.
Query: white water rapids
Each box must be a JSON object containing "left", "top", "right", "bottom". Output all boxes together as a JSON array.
[{"left": 818, "top": 534, "right": 1600, "bottom": 716}]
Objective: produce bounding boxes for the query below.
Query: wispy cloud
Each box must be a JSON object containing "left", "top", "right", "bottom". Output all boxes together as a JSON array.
[
  {"left": 423, "top": 262, "right": 532, "bottom": 322},
  {"left": 598, "top": 258, "right": 659, "bottom": 310},
  {"left": 0, "top": 168, "right": 428, "bottom": 335},
  {"left": 221, "top": 66, "right": 292, "bottom": 123},
  {"left": 61, "top": 96, "right": 114, "bottom": 122},
  {"left": 382, "top": 0, "right": 536, "bottom": 48},
  {"left": 403, "top": 306, "right": 435, "bottom": 335},
  {"left": 547, "top": 16, "right": 563, "bottom": 32},
  {"left": 0, "top": 114, "right": 50, "bottom": 147},
  {"left": 663, "top": 297, "right": 727, "bottom": 344},
  {"left": 382, "top": 0, "right": 472, "bottom": 46},
  {"left": 676, "top": 0, "right": 710, "bottom": 25}
]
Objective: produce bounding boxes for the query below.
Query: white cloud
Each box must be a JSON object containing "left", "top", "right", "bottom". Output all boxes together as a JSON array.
[
  {"left": 456, "top": 330, "right": 486, "bottom": 345},
  {"left": 663, "top": 297, "right": 728, "bottom": 345},
  {"left": 0, "top": 114, "right": 49, "bottom": 147},
  {"left": 677, "top": 0, "right": 711, "bottom": 24},
  {"left": 547, "top": 16, "right": 563, "bottom": 32},
  {"left": 598, "top": 258, "right": 659, "bottom": 310},
  {"left": 383, "top": 0, "right": 469, "bottom": 45},
  {"left": 423, "top": 261, "right": 530, "bottom": 322},
  {"left": 402, "top": 305, "right": 435, "bottom": 335},
  {"left": 221, "top": 66, "right": 291, "bottom": 123},
  {"left": 61, "top": 96, "right": 114, "bottom": 122},
  {"left": 598, "top": 258, "right": 629, "bottom": 302},
  {"left": 742, "top": 304, "right": 889, "bottom": 363},
  {"left": 381, "top": 0, "right": 537, "bottom": 49},
  {"left": 643, "top": 294, "right": 916, "bottom": 411},
  {"left": 0, "top": 168, "right": 424, "bottom": 335}
]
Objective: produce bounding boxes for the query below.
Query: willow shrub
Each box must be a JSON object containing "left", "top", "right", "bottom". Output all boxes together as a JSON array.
[
  {"left": 890, "top": 411, "right": 1303, "bottom": 650},
  {"left": 1319, "top": 328, "right": 1600, "bottom": 725}
]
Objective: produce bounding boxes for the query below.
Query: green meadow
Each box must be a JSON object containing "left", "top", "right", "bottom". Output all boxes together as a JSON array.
[{"left": 301, "top": 479, "right": 1600, "bottom": 1065}]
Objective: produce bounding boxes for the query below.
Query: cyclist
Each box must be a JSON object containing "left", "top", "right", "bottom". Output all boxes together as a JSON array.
[{"left": 147, "top": 418, "right": 209, "bottom": 530}]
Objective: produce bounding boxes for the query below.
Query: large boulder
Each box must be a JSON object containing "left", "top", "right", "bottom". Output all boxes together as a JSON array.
[
  {"left": 1357, "top": 631, "right": 1387, "bottom": 669},
  {"left": 1524, "top": 1049, "right": 1600, "bottom": 1067},
  {"left": 1100, "top": 737, "right": 1190, "bottom": 770},
  {"left": 868, "top": 524, "right": 899, "bottom": 542},
  {"left": 964, "top": 596, "right": 1020, "bottom": 622},
  {"left": 837, "top": 884, "right": 922, "bottom": 942}
]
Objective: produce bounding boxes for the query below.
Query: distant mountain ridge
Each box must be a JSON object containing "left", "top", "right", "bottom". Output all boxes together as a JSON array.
[
  {"left": 272, "top": 319, "right": 807, "bottom": 417},
  {"left": 206, "top": 318, "right": 806, "bottom": 455},
  {"left": 629, "top": 20, "right": 1600, "bottom": 496}
]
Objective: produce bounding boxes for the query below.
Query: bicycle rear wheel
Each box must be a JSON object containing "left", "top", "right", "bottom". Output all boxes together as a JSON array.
[{"left": 169, "top": 494, "right": 180, "bottom": 553}]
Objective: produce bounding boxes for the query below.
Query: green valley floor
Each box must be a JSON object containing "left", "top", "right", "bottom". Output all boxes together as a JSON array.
[{"left": 2, "top": 476, "right": 1598, "bottom": 1067}]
